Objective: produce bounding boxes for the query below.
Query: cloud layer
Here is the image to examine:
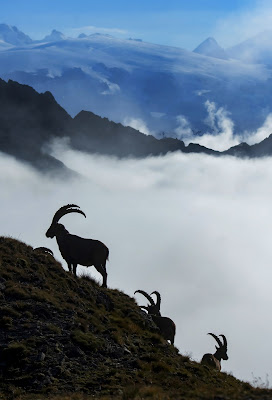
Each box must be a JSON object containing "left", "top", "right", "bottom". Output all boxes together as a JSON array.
[{"left": 1, "top": 147, "right": 272, "bottom": 386}]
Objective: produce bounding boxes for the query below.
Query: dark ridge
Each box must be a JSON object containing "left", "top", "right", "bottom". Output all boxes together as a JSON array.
[
  {"left": 0, "top": 78, "right": 271, "bottom": 176},
  {"left": 223, "top": 134, "right": 272, "bottom": 158},
  {"left": 71, "top": 110, "right": 188, "bottom": 157},
  {"left": 0, "top": 78, "right": 216, "bottom": 173},
  {"left": 0, "top": 236, "right": 271, "bottom": 399}
]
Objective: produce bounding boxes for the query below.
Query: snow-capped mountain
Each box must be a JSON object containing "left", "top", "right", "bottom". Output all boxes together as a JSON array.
[
  {"left": 193, "top": 37, "right": 228, "bottom": 60},
  {"left": 41, "top": 29, "right": 66, "bottom": 42},
  {"left": 0, "top": 25, "right": 272, "bottom": 137},
  {"left": 0, "top": 24, "right": 32, "bottom": 46}
]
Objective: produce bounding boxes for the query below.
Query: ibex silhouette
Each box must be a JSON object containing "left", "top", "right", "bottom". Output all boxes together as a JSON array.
[
  {"left": 46, "top": 204, "right": 109, "bottom": 287},
  {"left": 201, "top": 333, "right": 228, "bottom": 371},
  {"left": 135, "top": 290, "right": 176, "bottom": 345}
]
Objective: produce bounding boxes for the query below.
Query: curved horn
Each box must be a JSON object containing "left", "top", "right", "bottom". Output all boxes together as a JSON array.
[
  {"left": 151, "top": 291, "right": 161, "bottom": 311},
  {"left": 220, "top": 334, "right": 227, "bottom": 348},
  {"left": 52, "top": 204, "right": 86, "bottom": 224},
  {"left": 134, "top": 290, "right": 155, "bottom": 305},
  {"left": 208, "top": 333, "right": 223, "bottom": 347}
]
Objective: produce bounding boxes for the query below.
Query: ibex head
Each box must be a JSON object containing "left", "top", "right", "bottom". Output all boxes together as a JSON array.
[
  {"left": 208, "top": 333, "right": 228, "bottom": 360},
  {"left": 134, "top": 290, "right": 161, "bottom": 316},
  {"left": 46, "top": 204, "right": 86, "bottom": 238}
]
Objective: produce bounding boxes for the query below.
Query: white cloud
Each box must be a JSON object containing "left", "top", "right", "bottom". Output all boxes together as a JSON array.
[
  {"left": 2, "top": 146, "right": 272, "bottom": 386},
  {"left": 70, "top": 25, "right": 128, "bottom": 37},
  {"left": 123, "top": 117, "right": 152, "bottom": 136},
  {"left": 182, "top": 100, "right": 239, "bottom": 151},
  {"left": 195, "top": 89, "right": 211, "bottom": 96},
  {"left": 174, "top": 115, "right": 193, "bottom": 139},
  {"left": 101, "top": 80, "right": 121, "bottom": 95}
]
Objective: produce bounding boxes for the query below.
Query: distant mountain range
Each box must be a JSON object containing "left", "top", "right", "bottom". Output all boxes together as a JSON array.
[
  {"left": 0, "top": 24, "right": 272, "bottom": 140},
  {"left": 0, "top": 24, "right": 66, "bottom": 45},
  {"left": 1, "top": 79, "right": 272, "bottom": 175}
]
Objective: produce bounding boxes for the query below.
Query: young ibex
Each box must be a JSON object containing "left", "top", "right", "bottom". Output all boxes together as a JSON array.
[
  {"left": 46, "top": 204, "right": 109, "bottom": 287},
  {"left": 201, "top": 333, "right": 228, "bottom": 371},
  {"left": 34, "top": 247, "right": 54, "bottom": 257},
  {"left": 134, "top": 290, "right": 176, "bottom": 345}
]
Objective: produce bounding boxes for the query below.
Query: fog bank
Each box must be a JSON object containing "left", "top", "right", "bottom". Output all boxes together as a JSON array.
[{"left": 1, "top": 148, "right": 272, "bottom": 386}]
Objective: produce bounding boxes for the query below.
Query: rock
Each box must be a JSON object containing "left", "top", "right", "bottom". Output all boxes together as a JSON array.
[{"left": 38, "top": 352, "right": 46, "bottom": 361}]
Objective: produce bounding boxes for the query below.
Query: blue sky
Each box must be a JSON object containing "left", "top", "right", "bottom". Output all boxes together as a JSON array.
[{"left": 0, "top": 0, "right": 269, "bottom": 49}]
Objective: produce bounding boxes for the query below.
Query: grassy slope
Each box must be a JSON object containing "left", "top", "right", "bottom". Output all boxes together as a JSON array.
[{"left": 0, "top": 236, "right": 271, "bottom": 400}]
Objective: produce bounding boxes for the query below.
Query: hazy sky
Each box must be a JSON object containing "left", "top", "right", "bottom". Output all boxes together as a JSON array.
[{"left": 1, "top": 0, "right": 270, "bottom": 49}]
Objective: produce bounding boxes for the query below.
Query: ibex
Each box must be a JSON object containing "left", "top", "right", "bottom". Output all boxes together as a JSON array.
[
  {"left": 201, "top": 333, "right": 228, "bottom": 371},
  {"left": 46, "top": 204, "right": 109, "bottom": 287},
  {"left": 134, "top": 290, "right": 176, "bottom": 345}
]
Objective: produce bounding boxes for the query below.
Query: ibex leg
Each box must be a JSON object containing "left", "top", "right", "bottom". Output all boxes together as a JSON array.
[
  {"left": 95, "top": 263, "right": 107, "bottom": 288},
  {"left": 72, "top": 264, "right": 77, "bottom": 276}
]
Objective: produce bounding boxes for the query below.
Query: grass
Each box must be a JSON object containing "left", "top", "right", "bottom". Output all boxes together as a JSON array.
[{"left": 71, "top": 329, "right": 105, "bottom": 351}]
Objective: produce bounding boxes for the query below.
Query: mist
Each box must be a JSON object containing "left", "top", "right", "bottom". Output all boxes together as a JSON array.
[
  {"left": 1, "top": 146, "right": 272, "bottom": 386},
  {"left": 180, "top": 100, "right": 272, "bottom": 151}
]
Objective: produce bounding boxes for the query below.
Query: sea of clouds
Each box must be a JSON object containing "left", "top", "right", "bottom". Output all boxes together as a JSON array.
[{"left": 1, "top": 144, "right": 272, "bottom": 386}]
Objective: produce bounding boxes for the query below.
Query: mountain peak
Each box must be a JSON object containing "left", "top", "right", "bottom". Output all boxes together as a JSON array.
[
  {"left": 0, "top": 23, "right": 32, "bottom": 46},
  {"left": 42, "top": 29, "right": 66, "bottom": 42},
  {"left": 193, "top": 37, "right": 228, "bottom": 60}
]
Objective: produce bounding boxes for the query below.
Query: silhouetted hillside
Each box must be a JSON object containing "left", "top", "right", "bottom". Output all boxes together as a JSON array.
[{"left": 0, "top": 236, "right": 272, "bottom": 399}]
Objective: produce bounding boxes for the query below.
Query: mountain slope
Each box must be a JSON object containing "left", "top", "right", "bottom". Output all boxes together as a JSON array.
[
  {"left": 225, "top": 133, "right": 272, "bottom": 157},
  {"left": 0, "top": 236, "right": 271, "bottom": 399},
  {"left": 0, "top": 79, "right": 72, "bottom": 174}
]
